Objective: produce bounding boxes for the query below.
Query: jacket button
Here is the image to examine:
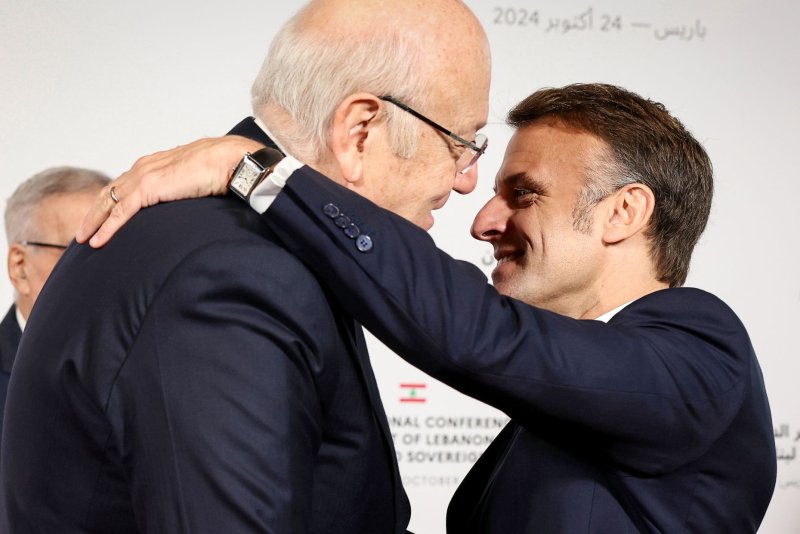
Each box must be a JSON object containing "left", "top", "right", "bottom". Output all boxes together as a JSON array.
[
  {"left": 334, "top": 215, "right": 351, "bottom": 228},
  {"left": 355, "top": 234, "right": 373, "bottom": 252},
  {"left": 323, "top": 203, "right": 340, "bottom": 218},
  {"left": 344, "top": 224, "right": 361, "bottom": 239}
]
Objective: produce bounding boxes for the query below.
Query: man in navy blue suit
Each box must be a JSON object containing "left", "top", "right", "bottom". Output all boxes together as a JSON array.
[
  {"left": 0, "top": 0, "right": 491, "bottom": 532},
  {"left": 83, "top": 83, "right": 776, "bottom": 532},
  {"left": 1, "top": 167, "right": 108, "bottom": 436}
]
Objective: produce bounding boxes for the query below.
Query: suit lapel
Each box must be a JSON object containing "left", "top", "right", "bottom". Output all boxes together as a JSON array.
[
  {"left": 0, "top": 305, "right": 22, "bottom": 374},
  {"left": 447, "top": 421, "right": 521, "bottom": 533},
  {"left": 349, "top": 318, "right": 410, "bottom": 528}
]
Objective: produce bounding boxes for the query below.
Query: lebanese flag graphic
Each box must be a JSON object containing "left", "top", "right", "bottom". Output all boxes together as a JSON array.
[{"left": 399, "top": 383, "right": 427, "bottom": 403}]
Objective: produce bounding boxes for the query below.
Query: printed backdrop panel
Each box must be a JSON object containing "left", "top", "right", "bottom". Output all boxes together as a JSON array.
[{"left": 1, "top": 1, "right": 797, "bottom": 532}]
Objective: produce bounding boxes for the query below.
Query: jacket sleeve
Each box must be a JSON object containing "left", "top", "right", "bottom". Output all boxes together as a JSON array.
[
  {"left": 108, "top": 238, "right": 331, "bottom": 532},
  {"left": 262, "top": 168, "right": 753, "bottom": 475}
]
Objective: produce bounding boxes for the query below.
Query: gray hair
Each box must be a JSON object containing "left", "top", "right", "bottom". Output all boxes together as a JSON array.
[
  {"left": 251, "top": 5, "right": 426, "bottom": 161},
  {"left": 5, "top": 166, "right": 110, "bottom": 245}
]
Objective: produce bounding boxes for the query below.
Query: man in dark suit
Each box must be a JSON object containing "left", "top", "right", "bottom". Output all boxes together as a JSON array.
[
  {"left": 1, "top": 0, "right": 490, "bottom": 531},
  {"left": 1, "top": 167, "right": 109, "bottom": 434},
  {"left": 83, "top": 84, "right": 775, "bottom": 532},
  {"left": 261, "top": 84, "right": 776, "bottom": 532}
]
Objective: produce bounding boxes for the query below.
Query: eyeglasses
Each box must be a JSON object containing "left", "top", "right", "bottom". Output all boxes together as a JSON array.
[
  {"left": 379, "top": 95, "right": 487, "bottom": 174},
  {"left": 20, "top": 240, "right": 69, "bottom": 251}
]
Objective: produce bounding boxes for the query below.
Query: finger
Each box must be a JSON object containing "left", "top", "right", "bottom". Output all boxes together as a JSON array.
[
  {"left": 85, "top": 152, "right": 200, "bottom": 247},
  {"left": 76, "top": 150, "right": 169, "bottom": 244},
  {"left": 76, "top": 182, "right": 120, "bottom": 243},
  {"left": 88, "top": 187, "right": 143, "bottom": 248}
]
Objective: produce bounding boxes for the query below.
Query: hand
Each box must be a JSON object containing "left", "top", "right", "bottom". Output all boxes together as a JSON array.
[{"left": 76, "top": 135, "right": 265, "bottom": 248}]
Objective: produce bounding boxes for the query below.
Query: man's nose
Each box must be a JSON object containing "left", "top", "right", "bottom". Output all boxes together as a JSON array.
[
  {"left": 453, "top": 162, "right": 478, "bottom": 195},
  {"left": 471, "top": 194, "right": 508, "bottom": 241}
]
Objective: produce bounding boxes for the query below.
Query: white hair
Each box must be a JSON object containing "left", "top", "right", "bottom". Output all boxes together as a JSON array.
[
  {"left": 251, "top": 5, "right": 427, "bottom": 161},
  {"left": 5, "top": 166, "right": 110, "bottom": 245}
]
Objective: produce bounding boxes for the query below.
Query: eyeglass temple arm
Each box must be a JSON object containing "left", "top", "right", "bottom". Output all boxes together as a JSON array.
[
  {"left": 378, "top": 95, "right": 481, "bottom": 152},
  {"left": 20, "top": 240, "right": 69, "bottom": 250}
]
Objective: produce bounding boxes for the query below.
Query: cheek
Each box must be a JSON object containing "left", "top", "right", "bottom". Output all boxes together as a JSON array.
[
  {"left": 536, "top": 212, "right": 580, "bottom": 249},
  {"left": 405, "top": 164, "right": 454, "bottom": 205},
  {"left": 417, "top": 148, "right": 457, "bottom": 186},
  {"left": 26, "top": 274, "right": 48, "bottom": 301},
  {"left": 30, "top": 257, "right": 59, "bottom": 289}
]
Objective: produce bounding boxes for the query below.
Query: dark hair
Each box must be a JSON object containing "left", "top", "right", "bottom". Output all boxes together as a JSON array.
[{"left": 508, "top": 83, "right": 713, "bottom": 287}]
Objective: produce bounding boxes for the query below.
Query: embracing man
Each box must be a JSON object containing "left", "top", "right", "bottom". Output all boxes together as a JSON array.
[{"left": 78, "top": 81, "right": 776, "bottom": 532}]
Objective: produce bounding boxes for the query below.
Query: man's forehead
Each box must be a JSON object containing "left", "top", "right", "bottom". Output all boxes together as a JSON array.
[
  {"left": 38, "top": 190, "right": 100, "bottom": 225},
  {"left": 493, "top": 123, "right": 602, "bottom": 189},
  {"left": 431, "top": 65, "right": 490, "bottom": 134},
  {"left": 463, "top": 104, "right": 489, "bottom": 136},
  {"left": 494, "top": 128, "right": 551, "bottom": 181},
  {"left": 510, "top": 122, "right": 606, "bottom": 160}
]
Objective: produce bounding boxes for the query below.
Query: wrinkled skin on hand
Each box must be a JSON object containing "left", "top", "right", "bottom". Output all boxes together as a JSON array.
[{"left": 77, "top": 135, "right": 265, "bottom": 248}]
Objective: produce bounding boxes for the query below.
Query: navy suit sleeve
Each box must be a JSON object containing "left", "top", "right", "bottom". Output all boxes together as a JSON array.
[
  {"left": 263, "top": 168, "right": 752, "bottom": 475},
  {"left": 108, "top": 238, "right": 329, "bottom": 532}
]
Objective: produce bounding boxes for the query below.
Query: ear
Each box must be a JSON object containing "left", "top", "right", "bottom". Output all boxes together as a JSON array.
[
  {"left": 7, "top": 243, "right": 31, "bottom": 296},
  {"left": 329, "top": 93, "right": 383, "bottom": 184},
  {"left": 602, "top": 183, "right": 655, "bottom": 245}
]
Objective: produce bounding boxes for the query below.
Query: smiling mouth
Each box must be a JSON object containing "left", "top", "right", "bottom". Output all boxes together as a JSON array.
[{"left": 495, "top": 252, "right": 522, "bottom": 265}]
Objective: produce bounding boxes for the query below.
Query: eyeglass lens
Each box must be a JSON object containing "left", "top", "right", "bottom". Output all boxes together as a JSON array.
[{"left": 457, "top": 133, "right": 488, "bottom": 174}]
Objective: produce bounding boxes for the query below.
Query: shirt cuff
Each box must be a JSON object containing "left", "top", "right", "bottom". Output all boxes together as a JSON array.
[{"left": 248, "top": 155, "right": 304, "bottom": 214}]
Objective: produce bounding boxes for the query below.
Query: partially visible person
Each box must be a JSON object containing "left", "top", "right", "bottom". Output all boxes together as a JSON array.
[
  {"left": 1, "top": 166, "right": 109, "bottom": 433},
  {"left": 78, "top": 83, "right": 776, "bottom": 533},
  {"left": 1, "top": 0, "right": 490, "bottom": 532}
]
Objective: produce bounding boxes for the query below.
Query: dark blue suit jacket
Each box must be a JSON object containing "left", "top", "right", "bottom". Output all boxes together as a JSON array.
[
  {"left": 262, "top": 168, "right": 777, "bottom": 533},
  {"left": 0, "top": 120, "right": 410, "bottom": 533},
  {"left": 0, "top": 305, "right": 22, "bottom": 437}
]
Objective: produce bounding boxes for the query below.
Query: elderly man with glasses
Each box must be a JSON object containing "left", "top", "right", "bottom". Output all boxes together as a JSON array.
[
  {"left": 1, "top": 1, "right": 490, "bottom": 532},
  {"left": 1, "top": 166, "right": 109, "bottom": 435}
]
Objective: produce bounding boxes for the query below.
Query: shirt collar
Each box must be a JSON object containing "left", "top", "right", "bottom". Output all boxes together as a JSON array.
[
  {"left": 593, "top": 301, "right": 633, "bottom": 323},
  {"left": 15, "top": 305, "right": 26, "bottom": 332}
]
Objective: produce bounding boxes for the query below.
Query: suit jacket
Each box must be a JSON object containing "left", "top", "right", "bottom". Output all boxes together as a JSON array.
[
  {"left": 0, "top": 119, "right": 410, "bottom": 533},
  {"left": 0, "top": 305, "right": 22, "bottom": 437},
  {"left": 262, "top": 168, "right": 777, "bottom": 533}
]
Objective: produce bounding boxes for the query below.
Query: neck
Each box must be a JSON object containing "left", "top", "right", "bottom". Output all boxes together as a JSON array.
[
  {"left": 573, "top": 246, "right": 669, "bottom": 319},
  {"left": 572, "top": 238, "right": 670, "bottom": 319},
  {"left": 577, "top": 278, "right": 668, "bottom": 320},
  {"left": 257, "top": 105, "right": 348, "bottom": 186},
  {"left": 15, "top": 298, "right": 32, "bottom": 323},
  {"left": 257, "top": 105, "right": 317, "bottom": 164}
]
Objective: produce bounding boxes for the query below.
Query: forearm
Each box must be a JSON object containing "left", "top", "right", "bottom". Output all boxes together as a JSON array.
[{"left": 265, "top": 169, "right": 750, "bottom": 472}]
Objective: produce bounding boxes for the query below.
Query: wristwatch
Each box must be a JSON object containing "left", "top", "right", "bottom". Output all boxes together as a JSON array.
[{"left": 228, "top": 146, "right": 285, "bottom": 201}]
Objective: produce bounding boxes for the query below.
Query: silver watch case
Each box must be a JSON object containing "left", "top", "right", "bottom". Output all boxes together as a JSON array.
[{"left": 229, "top": 148, "right": 284, "bottom": 201}]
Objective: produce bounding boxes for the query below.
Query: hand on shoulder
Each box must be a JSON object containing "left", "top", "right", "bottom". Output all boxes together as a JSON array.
[{"left": 77, "top": 135, "right": 265, "bottom": 248}]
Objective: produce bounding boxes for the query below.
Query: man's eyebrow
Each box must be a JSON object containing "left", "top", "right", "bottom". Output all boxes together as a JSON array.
[{"left": 494, "top": 172, "right": 548, "bottom": 195}]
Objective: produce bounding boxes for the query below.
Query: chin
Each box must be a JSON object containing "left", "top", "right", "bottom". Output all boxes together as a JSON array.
[
  {"left": 419, "top": 212, "right": 435, "bottom": 231},
  {"left": 491, "top": 277, "right": 530, "bottom": 303},
  {"left": 491, "top": 276, "right": 511, "bottom": 296}
]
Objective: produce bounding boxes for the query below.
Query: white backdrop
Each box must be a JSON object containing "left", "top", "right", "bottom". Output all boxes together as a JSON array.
[{"left": 1, "top": 1, "right": 798, "bottom": 532}]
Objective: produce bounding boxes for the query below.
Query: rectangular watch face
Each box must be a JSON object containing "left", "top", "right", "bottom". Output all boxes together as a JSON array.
[{"left": 229, "top": 156, "right": 265, "bottom": 199}]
